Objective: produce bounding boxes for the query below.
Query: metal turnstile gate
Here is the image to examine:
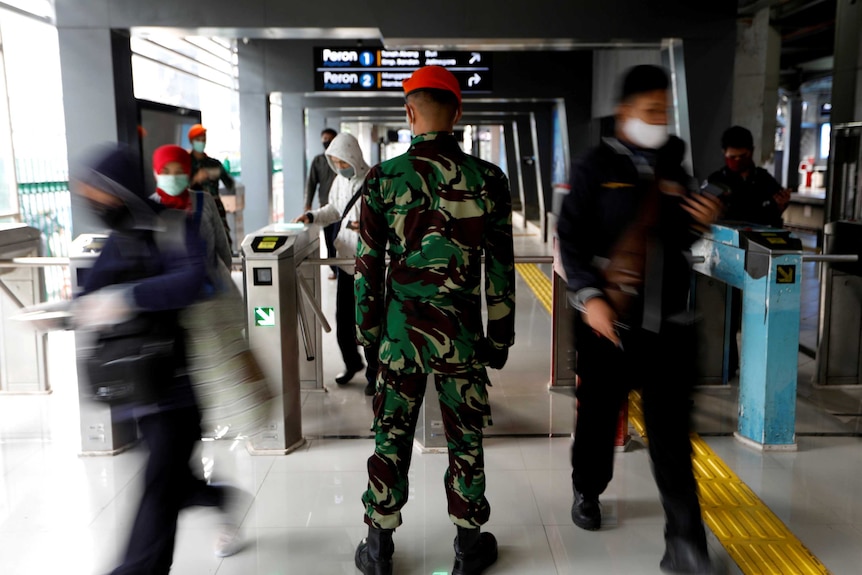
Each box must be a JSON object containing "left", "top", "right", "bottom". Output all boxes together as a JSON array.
[
  {"left": 816, "top": 221, "right": 862, "bottom": 385},
  {"left": 242, "top": 223, "right": 323, "bottom": 454},
  {"left": 0, "top": 224, "right": 47, "bottom": 394}
]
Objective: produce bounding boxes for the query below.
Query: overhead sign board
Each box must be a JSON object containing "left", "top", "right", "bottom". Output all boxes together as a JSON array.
[{"left": 314, "top": 48, "right": 492, "bottom": 94}]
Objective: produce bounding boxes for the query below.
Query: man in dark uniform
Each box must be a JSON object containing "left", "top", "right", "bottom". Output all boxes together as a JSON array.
[
  {"left": 305, "top": 128, "right": 339, "bottom": 279},
  {"left": 354, "top": 66, "right": 515, "bottom": 575},
  {"left": 188, "top": 124, "right": 234, "bottom": 246},
  {"left": 707, "top": 125, "right": 790, "bottom": 227},
  {"left": 708, "top": 125, "right": 791, "bottom": 375},
  {"left": 557, "top": 65, "right": 721, "bottom": 574}
]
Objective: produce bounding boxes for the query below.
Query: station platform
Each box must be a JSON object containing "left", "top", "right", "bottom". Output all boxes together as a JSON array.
[{"left": 1, "top": 225, "right": 862, "bottom": 574}]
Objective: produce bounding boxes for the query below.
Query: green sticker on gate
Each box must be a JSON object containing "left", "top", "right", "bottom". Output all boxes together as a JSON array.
[{"left": 254, "top": 307, "right": 275, "bottom": 326}]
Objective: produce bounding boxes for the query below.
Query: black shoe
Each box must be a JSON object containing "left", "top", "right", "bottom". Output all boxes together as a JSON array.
[
  {"left": 355, "top": 527, "right": 394, "bottom": 575},
  {"left": 660, "top": 536, "right": 713, "bottom": 574},
  {"left": 452, "top": 527, "right": 498, "bottom": 575},
  {"left": 571, "top": 490, "right": 601, "bottom": 531},
  {"left": 364, "top": 380, "right": 376, "bottom": 396},
  {"left": 335, "top": 365, "right": 363, "bottom": 385}
]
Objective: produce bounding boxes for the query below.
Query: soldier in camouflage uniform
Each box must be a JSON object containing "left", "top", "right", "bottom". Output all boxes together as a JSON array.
[{"left": 354, "top": 66, "right": 515, "bottom": 575}]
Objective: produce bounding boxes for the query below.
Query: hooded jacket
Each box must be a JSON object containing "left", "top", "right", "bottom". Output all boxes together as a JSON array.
[{"left": 307, "top": 133, "right": 371, "bottom": 273}]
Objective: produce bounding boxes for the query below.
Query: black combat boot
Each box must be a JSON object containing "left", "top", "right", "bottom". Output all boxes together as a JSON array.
[
  {"left": 571, "top": 490, "right": 601, "bottom": 531},
  {"left": 354, "top": 527, "right": 394, "bottom": 575},
  {"left": 452, "top": 526, "right": 498, "bottom": 575}
]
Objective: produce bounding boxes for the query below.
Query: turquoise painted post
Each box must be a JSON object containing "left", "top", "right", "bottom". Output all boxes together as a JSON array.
[
  {"left": 692, "top": 224, "right": 803, "bottom": 449},
  {"left": 737, "top": 250, "right": 802, "bottom": 448}
]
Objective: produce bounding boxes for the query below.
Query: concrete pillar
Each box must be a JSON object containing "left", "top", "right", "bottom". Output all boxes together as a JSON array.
[
  {"left": 281, "top": 93, "right": 306, "bottom": 216},
  {"left": 304, "top": 108, "right": 327, "bottom": 210},
  {"left": 57, "top": 26, "right": 123, "bottom": 236},
  {"left": 238, "top": 42, "right": 272, "bottom": 232},
  {"left": 831, "top": 0, "right": 862, "bottom": 125},
  {"left": 782, "top": 95, "right": 803, "bottom": 189},
  {"left": 731, "top": 7, "right": 781, "bottom": 164}
]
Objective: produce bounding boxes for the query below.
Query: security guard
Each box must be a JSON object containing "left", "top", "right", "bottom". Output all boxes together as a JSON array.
[
  {"left": 354, "top": 66, "right": 515, "bottom": 575},
  {"left": 557, "top": 65, "right": 720, "bottom": 574},
  {"left": 187, "top": 124, "right": 234, "bottom": 245}
]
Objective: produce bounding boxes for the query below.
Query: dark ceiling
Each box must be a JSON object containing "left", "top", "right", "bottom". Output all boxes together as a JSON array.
[{"left": 739, "top": 0, "right": 836, "bottom": 90}]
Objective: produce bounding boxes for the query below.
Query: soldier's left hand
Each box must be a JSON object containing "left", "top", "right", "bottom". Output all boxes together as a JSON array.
[{"left": 682, "top": 193, "right": 721, "bottom": 233}]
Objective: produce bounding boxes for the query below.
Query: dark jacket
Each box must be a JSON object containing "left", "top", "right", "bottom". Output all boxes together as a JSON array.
[
  {"left": 707, "top": 165, "right": 784, "bottom": 228},
  {"left": 305, "top": 153, "right": 337, "bottom": 207},
  {"left": 190, "top": 153, "right": 233, "bottom": 240},
  {"left": 557, "top": 137, "right": 701, "bottom": 327},
  {"left": 82, "top": 214, "right": 207, "bottom": 412}
]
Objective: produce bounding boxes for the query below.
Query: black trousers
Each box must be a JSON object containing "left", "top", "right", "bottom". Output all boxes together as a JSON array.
[
  {"left": 110, "top": 405, "right": 224, "bottom": 575},
  {"left": 336, "top": 268, "right": 379, "bottom": 382},
  {"left": 324, "top": 222, "right": 339, "bottom": 275},
  {"left": 571, "top": 321, "right": 705, "bottom": 542}
]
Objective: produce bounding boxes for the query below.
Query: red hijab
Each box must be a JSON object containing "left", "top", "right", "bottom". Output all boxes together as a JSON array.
[{"left": 152, "top": 145, "right": 192, "bottom": 209}]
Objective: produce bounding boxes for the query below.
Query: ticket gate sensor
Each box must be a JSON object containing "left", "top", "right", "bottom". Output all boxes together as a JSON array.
[
  {"left": 242, "top": 223, "right": 322, "bottom": 454},
  {"left": 692, "top": 223, "right": 803, "bottom": 450},
  {"left": 69, "top": 233, "right": 138, "bottom": 455}
]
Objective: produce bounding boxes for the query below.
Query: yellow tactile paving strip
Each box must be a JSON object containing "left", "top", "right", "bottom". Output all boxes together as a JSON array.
[
  {"left": 515, "top": 264, "right": 831, "bottom": 575},
  {"left": 515, "top": 263, "right": 553, "bottom": 314}
]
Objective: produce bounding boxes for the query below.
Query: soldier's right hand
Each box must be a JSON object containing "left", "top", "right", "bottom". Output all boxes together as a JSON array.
[
  {"left": 294, "top": 213, "right": 311, "bottom": 224},
  {"left": 582, "top": 297, "right": 621, "bottom": 346}
]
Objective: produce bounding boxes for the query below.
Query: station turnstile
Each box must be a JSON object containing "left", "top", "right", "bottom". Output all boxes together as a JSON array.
[
  {"left": 0, "top": 224, "right": 48, "bottom": 394},
  {"left": 242, "top": 223, "right": 322, "bottom": 455},
  {"left": 692, "top": 223, "right": 803, "bottom": 449},
  {"left": 816, "top": 221, "right": 862, "bottom": 386},
  {"left": 69, "top": 233, "right": 140, "bottom": 455}
]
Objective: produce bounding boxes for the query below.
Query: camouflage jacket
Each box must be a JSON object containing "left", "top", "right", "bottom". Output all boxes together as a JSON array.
[{"left": 355, "top": 131, "right": 515, "bottom": 375}]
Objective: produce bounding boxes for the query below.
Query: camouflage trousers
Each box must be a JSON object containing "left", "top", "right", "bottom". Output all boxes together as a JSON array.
[{"left": 362, "top": 366, "right": 493, "bottom": 530}]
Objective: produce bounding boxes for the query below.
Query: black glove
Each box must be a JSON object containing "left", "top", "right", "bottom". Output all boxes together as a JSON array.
[
  {"left": 485, "top": 345, "right": 509, "bottom": 370},
  {"left": 476, "top": 339, "right": 509, "bottom": 369}
]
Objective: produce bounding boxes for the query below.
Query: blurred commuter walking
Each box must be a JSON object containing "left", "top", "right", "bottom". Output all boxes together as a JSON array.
[{"left": 71, "top": 146, "right": 248, "bottom": 575}]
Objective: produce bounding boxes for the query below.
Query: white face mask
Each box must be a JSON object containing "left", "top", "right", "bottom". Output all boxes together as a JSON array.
[
  {"left": 155, "top": 174, "right": 189, "bottom": 197},
  {"left": 622, "top": 117, "right": 669, "bottom": 150}
]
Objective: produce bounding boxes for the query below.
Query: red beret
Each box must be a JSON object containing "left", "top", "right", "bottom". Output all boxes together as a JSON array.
[
  {"left": 188, "top": 124, "right": 207, "bottom": 141},
  {"left": 402, "top": 66, "right": 462, "bottom": 104},
  {"left": 153, "top": 145, "right": 192, "bottom": 175}
]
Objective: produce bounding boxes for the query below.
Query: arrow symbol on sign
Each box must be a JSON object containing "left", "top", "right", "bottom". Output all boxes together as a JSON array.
[
  {"left": 255, "top": 308, "right": 275, "bottom": 326},
  {"left": 776, "top": 266, "right": 794, "bottom": 283},
  {"left": 469, "top": 52, "right": 481, "bottom": 64},
  {"left": 468, "top": 73, "right": 481, "bottom": 87}
]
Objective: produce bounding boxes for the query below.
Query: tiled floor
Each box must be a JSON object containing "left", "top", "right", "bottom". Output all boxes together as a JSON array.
[{"left": 2, "top": 225, "right": 862, "bottom": 574}]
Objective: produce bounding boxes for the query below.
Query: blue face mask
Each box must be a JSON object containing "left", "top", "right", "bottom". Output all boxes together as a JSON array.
[
  {"left": 156, "top": 174, "right": 189, "bottom": 196},
  {"left": 337, "top": 166, "right": 355, "bottom": 179},
  {"left": 192, "top": 140, "right": 206, "bottom": 153}
]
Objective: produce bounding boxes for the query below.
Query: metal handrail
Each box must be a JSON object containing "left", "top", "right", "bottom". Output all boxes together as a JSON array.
[
  {"left": 802, "top": 254, "right": 859, "bottom": 263},
  {"left": 4, "top": 253, "right": 858, "bottom": 270}
]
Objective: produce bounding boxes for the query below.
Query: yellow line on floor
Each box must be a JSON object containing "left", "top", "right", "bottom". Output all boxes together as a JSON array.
[
  {"left": 515, "top": 263, "right": 552, "bottom": 314},
  {"left": 517, "top": 264, "right": 831, "bottom": 575}
]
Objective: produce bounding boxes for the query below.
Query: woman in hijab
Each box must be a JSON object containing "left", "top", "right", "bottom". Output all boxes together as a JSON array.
[{"left": 151, "top": 144, "right": 232, "bottom": 281}]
